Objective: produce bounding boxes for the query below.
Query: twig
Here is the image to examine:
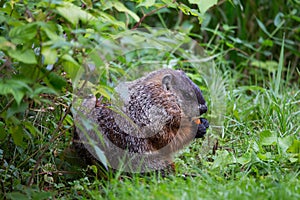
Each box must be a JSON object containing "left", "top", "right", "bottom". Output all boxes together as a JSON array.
[
  {"left": 0, "top": 98, "right": 14, "bottom": 115},
  {"left": 37, "top": 170, "right": 79, "bottom": 175}
]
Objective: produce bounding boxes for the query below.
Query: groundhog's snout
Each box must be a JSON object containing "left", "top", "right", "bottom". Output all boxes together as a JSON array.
[{"left": 198, "top": 104, "right": 207, "bottom": 115}]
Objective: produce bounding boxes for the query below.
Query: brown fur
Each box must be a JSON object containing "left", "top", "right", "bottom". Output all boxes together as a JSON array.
[{"left": 73, "top": 69, "right": 208, "bottom": 173}]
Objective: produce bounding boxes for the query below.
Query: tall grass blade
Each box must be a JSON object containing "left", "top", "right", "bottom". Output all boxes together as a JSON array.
[{"left": 275, "top": 35, "right": 285, "bottom": 97}]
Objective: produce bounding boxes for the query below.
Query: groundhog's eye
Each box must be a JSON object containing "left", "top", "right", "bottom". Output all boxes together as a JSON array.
[{"left": 183, "top": 91, "right": 193, "bottom": 100}]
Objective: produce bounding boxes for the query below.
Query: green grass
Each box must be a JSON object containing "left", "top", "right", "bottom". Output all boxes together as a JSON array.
[{"left": 58, "top": 172, "right": 299, "bottom": 200}]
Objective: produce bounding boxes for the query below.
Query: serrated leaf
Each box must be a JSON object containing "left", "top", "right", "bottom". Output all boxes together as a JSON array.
[{"left": 7, "top": 49, "right": 37, "bottom": 64}]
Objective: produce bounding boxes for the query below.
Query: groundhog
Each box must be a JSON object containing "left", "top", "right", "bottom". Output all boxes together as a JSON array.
[{"left": 73, "top": 69, "right": 209, "bottom": 174}]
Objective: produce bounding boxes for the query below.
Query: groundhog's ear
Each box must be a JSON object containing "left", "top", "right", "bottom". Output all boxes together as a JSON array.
[{"left": 162, "top": 74, "right": 172, "bottom": 90}]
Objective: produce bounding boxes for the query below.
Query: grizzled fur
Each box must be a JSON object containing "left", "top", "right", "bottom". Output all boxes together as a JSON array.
[{"left": 73, "top": 69, "right": 209, "bottom": 173}]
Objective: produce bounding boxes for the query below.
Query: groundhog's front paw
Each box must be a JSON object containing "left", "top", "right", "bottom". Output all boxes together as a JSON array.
[{"left": 195, "top": 118, "right": 209, "bottom": 138}]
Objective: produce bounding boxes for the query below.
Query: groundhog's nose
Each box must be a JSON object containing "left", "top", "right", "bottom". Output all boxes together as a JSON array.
[{"left": 198, "top": 104, "right": 207, "bottom": 115}]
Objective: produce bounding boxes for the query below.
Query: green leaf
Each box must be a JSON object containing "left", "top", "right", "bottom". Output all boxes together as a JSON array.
[
  {"left": 162, "top": 0, "right": 177, "bottom": 8},
  {"left": 0, "top": 122, "right": 8, "bottom": 141},
  {"left": 261, "top": 39, "right": 274, "bottom": 47},
  {"left": 189, "top": 0, "right": 218, "bottom": 14},
  {"left": 82, "top": 0, "right": 93, "bottom": 9},
  {"left": 256, "top": 18, "right": 272, "bottom": 38},
  {"left": 259, "top": 130, "right": 277, "bottom": 146},
  {"left": 93, "top": 145, "right": 108, "bottom": 170},
  {"left": 10, "top": 125, "right": 26, "bottom": 148},
  {"left": 225, "top": 42, "right": 234, "bottom": 48},
  {"left": 287, "top": 139, "right": 300, "bottom": 163},
  {"left": 237, "top": 152, "right": 252, "bottom": 165},
  {"left": 112, "top": 2, "right": 140, "bottom": 22},
  {"left": 47, "top": 72, "right": 67, "bottom": 91},
  {"left": 29, "top": 86, "right": 58, "bottom": 103},
  {"left": 23, "top": 122, "right": 41, "bottom": 137},
  {"left": 212, "top": 150, "right": 235, "bottom": 169},
  {"left": 6, "top": 192, "right": 28, "bottom": 200},
  {"left": 274, "top": 12, "right": 284, "bottom": 27},
  {"left": 0, "top": 36, "right": 15, "bottom": 50},
  {"left": 96, "top": 85, "right": 111, "bottom": 100},
  {"left": 89, "top": 50, "right": 104, "bottom": 67},
  {"left": 9, "top": 23, "right": 38, "bottom": 44},
  {"left": 7, "top": 49, "right": 37, "bottom": 64},
  {"left": 137, "top": 0, "right": 156, "bottom": 8},
  {"left": 0, "top": 79, "right": 32, "bottom": 105},
  {"left": 41, "top": 26, "right": 64, "bottom": 42},
  {"left": 7, "top": 102, "right": 28, "bottom": 119},
  {"left": 251, "top": 59, "right": 278, "bottom": 73},
  {"left": 97, "top": 12, "right": 126, "bottom": 29},
  {"left": 257, "top": 152, "right": 273, "bottom": 161},
  {"left": 42, "top": 47, "right": 57, "bottom": 64},
  {"left": 88, "top": 165, "right": 98, "bottom": 175},
  {"left": 62, "top": 54, "right": 80, "bottom": 65},
  {"left": 178, "top": 4, "right": 193, "bottom": 15},
  {"left": 278, "top": 136, "right": 294, "bottom": 153},
  {"left": 56, "top": 2, "right": 96, "bottom": 25},
  {"left": 63, "top": 61, "right": 83, "bottom": 88},
  {"left": 287, "top": 139, "right": 300, "bottom": 154}
]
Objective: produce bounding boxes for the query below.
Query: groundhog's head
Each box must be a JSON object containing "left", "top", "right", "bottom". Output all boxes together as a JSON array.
[{"left": 157, "top": 69, "right": 209, "bottom": 138}]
